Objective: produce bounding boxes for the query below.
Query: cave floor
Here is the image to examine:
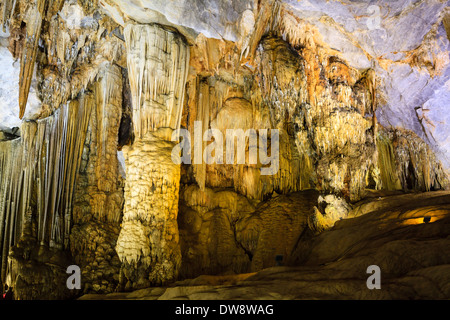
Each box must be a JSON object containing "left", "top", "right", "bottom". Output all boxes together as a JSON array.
[{"left": 79, "top": 191, "right": 450, "bottom": 300}]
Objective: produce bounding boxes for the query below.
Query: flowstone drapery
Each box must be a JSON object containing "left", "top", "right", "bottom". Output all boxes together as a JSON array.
[{"left": 0, "top": 0, "right": 449, "bottom": 300}]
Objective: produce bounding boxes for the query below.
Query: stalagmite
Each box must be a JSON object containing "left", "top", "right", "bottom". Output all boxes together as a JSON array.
[{"left": 116, "top": 23, "right": 189, "bottom": 288}]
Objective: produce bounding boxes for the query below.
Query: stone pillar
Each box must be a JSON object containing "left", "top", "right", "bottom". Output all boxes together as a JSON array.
[
  {"left": 115, "top": 23, "right": 189, "bottom": 288},
  {"left": 70, "top": 63, "right": 124, "bottom": 293}
]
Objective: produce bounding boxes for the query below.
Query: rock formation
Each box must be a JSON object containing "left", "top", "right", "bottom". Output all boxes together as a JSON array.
[
  {"left": 80, "top": 191, "right": 450, "bottom": 300},
  {"left": 0, "top": 0, "right": 449, "bottom": 300}
]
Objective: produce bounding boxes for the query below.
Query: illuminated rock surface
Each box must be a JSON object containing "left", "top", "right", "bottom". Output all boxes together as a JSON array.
[{"left": 0, "top": 0, "right": 449, "bottom": 300}]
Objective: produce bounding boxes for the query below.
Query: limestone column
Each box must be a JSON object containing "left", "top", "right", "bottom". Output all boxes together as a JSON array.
[{"left": 115, "top": 23, "right": 189, "bottom": 288}]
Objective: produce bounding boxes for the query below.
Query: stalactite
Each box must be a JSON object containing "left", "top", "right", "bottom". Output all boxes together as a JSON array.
[
  {"left": 33, "top": 100, "right": 93, "bottom": 248},
  {"left": 67, "top": 63, "right": 124, "bottom": 294},
  {"left": 249, "top": 34, "right": 379, "bottom": 201},
  {"left": 377, "top": 131, "right": 405, "bottom": 191},
  {"left": 241, "top": 0, "right": 279, "bottom": 64},
  {"left": 94, "top": 65, "right": 123, "bottom": 195},
  {"left": 0, "top": 137, "right": 21, "bottom": 285},
  {"left": 376, "top": 128, "right": 449, "bottom": 192},
  {"left": 45, "top": 0, "right": 65, "bottom": 21},
  {"left": 193, "top": 80, "right": 211, "bottom": 191},
  {"left": 1, "top": 0, "right": 18, "bottom": 31}
]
